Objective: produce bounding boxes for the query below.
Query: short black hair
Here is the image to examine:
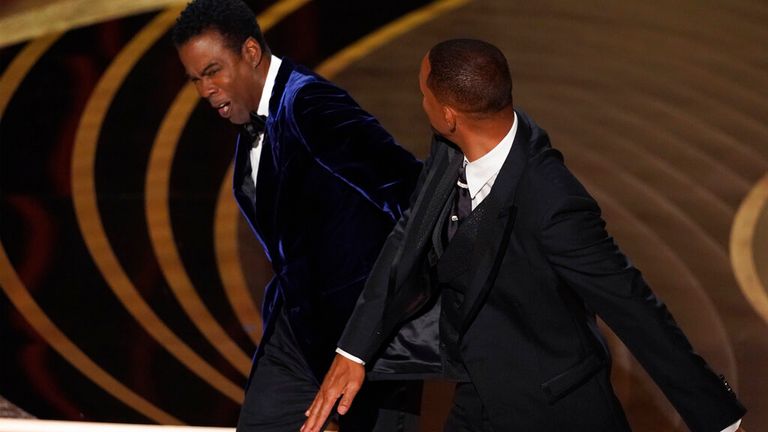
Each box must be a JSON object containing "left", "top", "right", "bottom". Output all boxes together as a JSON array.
[
  {"left": 172, "top": 0, "right": 269, "bottom": 55},
  {"left": 428, "top": 39, "right": 512, "bottom": 115}
]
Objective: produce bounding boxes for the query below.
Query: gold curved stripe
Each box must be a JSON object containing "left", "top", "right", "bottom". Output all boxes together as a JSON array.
[
  {"left": 0, "top": 33, "right": 61, "bottom": 118},
  {"left": 0, "top": 0, "right": 188, "bottom": 49},
  {"left": 148, "top": 80, "right": 252, "bottom": 376},
  {"left": 214, "top": 163, "right": 264, "bottom": 345},
  {"left": 0, "top": 33, "right": 181, "bottom": 425},
  {"left": 71, "top": 7, "right": 242, "bottom": 402},
  {"left": 0, "top": 247, "right": 182, "bottom": 424},
  {"left": 731, "top": 172, "right": 768, "bottom": 326},
  {"left": 315, "top": 0, "right": 471, "bottom": 78},
  {"left": 148, "top": 0, "right": 311, "bottom": 358}
]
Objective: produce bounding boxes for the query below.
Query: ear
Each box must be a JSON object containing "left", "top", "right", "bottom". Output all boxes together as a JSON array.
[
  {"left": 443, "top": 105, "right": 457, "bottom": 133},
  {"left": 242, "top": 37, "right": 262, "bottom": 67}
]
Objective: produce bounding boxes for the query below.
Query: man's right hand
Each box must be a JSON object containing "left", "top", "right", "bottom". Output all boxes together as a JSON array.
[{"left": 301, "top": 354, "right": 365, "bottom": 432}]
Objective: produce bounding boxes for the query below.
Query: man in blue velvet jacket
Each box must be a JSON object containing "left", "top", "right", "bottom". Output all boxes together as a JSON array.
[{"left": 172, "top": 1, "right": 422, "bottom": 430}]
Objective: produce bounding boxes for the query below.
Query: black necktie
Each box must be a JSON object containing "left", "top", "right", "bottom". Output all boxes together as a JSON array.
[
  {"left": 446, "top": 163, "right": 471, "bottom": 241},
  {"left": 243, "top": 112, "right": 267, "bottom": 145}
]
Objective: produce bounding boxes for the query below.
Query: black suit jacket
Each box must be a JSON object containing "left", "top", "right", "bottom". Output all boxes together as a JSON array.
[
  {"left": 232, "top": 59, "right": 421, "bottom": 380},
  {"left": 338, "top": 110, "right": 745, "bottom": 431}
]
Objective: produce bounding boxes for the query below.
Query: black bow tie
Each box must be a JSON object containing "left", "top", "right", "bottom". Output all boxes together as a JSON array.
[{"left": 243, "top": 112, "right": 267, "bottom": 142}]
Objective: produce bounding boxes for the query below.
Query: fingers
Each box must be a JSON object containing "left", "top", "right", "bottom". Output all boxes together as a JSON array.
[
  {"left": 303, "top": 390, "right": 322, "bottom": 423},
  {"left": 336, "top": 382, "right": 360, "bottom": 415},
  {"left": 303, "top": 381, "right": 359, "bottom": 431},
  {"left": 301, "top": 354, "right": 366, "bottom": 432},
  {"left": 301, "top": 389, "right": 337, "bottom": 432}
]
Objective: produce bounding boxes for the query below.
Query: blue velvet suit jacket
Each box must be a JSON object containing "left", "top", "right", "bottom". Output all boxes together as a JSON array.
[
  {"left": 232, "top": 59, "right": 421, "bottom": 380},
  {"left": 338, "top": 111, "right": 745, "bottom": 431}
]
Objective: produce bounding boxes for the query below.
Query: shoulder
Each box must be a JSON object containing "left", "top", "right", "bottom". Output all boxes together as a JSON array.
[
  {"left": 289, "top": 80, "right": 367, "bottom": 129},
  {"left": 520, "top": 147, "right": 598, "bottom": 222},
  {"left": 526, "top": 148, "right": 579, "bottom": 194},
  {"left": 285, "top": 66, "right": 350, "bottom": 105}
]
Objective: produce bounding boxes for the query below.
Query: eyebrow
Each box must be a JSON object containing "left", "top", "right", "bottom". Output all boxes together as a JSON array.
[{"left": 188, "top": 62, "right": 218, "bottom": 80}]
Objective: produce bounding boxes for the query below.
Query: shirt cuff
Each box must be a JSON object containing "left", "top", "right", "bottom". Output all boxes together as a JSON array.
[
  {"left": 721, "top": 419, "right": 741, "bottom": 432},
  {"left": 335, "top": 348, "right": 365, "bottom": 365}
]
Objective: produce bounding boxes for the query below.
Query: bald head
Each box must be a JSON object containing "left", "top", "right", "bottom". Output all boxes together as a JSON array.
[{"left": 427, "top": 39, "right": 513, "bottom": 116}]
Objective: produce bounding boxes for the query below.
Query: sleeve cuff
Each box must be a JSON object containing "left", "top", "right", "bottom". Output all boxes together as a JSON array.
[{"left": 336, "top": 348, "right": 365, "bottom": 365}]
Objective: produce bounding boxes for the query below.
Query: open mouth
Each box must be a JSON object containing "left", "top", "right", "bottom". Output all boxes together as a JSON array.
[{"left": 215, "top": 101, "right": 231, "bottom": 118}]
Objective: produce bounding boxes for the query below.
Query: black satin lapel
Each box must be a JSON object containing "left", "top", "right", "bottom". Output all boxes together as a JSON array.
[
  {"left": 233, "top": 133, "right": 251, "bottom": 188},
  {"left": 391, "top": 142, "right": 462, "bottom": 287},
  {"left": 255, "top": 132, "right": 279, "bottom": 248},
  {"left": 407, "top": 149, "right": 462, "bottom": 252},
  {"left": 232, "top": 132, "right": 275, "bottom": 260},
  {"left": 233, "top": 133, "right": 257, "bottom": 218},
  {"left": 458, "top": 115, "right": 532, "bottom": 333},
  {"left": 429, "top": 187, "right": 455, "bottom": 265}
]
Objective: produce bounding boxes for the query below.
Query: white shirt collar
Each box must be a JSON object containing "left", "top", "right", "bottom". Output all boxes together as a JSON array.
[
  {"left": 464, "top": 112, "right": 518, "bottom": 199},
  {"left": 256, "top": 55, "right": 282, "bottom": 117}
]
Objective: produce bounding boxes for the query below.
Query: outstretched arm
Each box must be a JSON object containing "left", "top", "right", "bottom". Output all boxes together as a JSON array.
[{"left": 531, "top": 154, "right": 745, "bottom": 432}]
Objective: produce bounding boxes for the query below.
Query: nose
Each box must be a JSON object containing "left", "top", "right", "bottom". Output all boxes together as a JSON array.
[{"left": 194, "top": 77, "right": 217, "bottom": 99}]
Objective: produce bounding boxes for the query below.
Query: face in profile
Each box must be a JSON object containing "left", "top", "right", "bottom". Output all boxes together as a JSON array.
[{"left": 178, "top": 30, "right": 261, "bottom": 125}]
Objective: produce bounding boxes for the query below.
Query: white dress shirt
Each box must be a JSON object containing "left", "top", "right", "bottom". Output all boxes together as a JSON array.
[
  {"left": 249, "top": 55, "right": 282, "bottom": 187},
  {"left": 463, "top": 112, "right": 517, "bottom": 209}
]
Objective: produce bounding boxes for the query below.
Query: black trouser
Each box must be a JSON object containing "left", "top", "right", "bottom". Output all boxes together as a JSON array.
[
  {"left": 237, "top": 309, "right": 421, "bottom": 432},
  {"left": 443, "top": 382, "right": 495, "bottom": 432}
]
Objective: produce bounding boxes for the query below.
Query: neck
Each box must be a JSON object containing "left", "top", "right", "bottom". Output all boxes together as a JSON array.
[{"left": 454, "top": 106, "right": 515, "bottom": 162}]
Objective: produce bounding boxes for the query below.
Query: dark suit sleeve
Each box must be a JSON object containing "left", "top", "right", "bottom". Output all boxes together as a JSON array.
[
  {"left": 292, "top": 80, "right": 421, "bottom": 222},
  {"left": 336, "top": 137, "right": 440, "bottom": 362},
  {"left": 530, "top": 154, "right": 745, "bottom": 432}
]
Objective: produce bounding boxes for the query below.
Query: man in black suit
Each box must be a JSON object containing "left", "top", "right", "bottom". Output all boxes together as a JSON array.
[
  {"left": 172, "top": 0, "right": 422, "bottom": 430},
  {"left": 303, "top": 39, "right": 745, "bottom": 432}
]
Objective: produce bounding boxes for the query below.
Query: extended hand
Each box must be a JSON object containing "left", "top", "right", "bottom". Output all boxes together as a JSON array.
[{"left": 301, "top": 354, "right": 365, "bottom": 432}]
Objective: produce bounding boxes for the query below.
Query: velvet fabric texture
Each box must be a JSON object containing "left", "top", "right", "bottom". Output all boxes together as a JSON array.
[{"left": 232, "top": 59, "right": 421, "bottom": 380}]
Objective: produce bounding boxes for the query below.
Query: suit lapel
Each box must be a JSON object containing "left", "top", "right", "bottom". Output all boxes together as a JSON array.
[
  {"left": 232, "top": 131, "right": 276, "bottom": 260},
  {"left": 264, "top": 58, "right": 294, "bottom": 165},
  {"left": 452, "top": 114, "right": 533, "bottom": 333},
  {"left": 232, "top": 59, "right": 295, "bottom": 259},
  {"left": 258, "top": 59, "right": 295, "bottom": 232},
  {"left": 391, "top": 137, "right": 462, "bottom": 289}
]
